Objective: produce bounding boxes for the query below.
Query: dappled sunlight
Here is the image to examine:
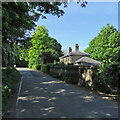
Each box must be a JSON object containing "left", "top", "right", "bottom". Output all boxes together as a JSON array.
[
  {"left": 18, "top": 96, "right": 48, "bottom": 101},
  {"left": 24, "top": 90, "right": 29, "bottom": 94},
  {"left": 40, "top": 80, "right": 62, "bottom": 84},
  {"left": 42, "top": 76, "right": 47, "bottom": 79},
  {"left": 18, "top": 97, "right": 28, "bottom": 101},
  {"left": 69, "top": 91, "right": 75, "bottom": 94},
  {"left": 20, "top": 109, "right": 26, "bottom": 113},
  {"left": 33, "top": 87, "right": 39, "bottom": 90},
  {"left": 48, "top": 97, "right": 56, "bottom": 101},
  {"left": 87, "top": 111, "right": 112, "bottom": 118},
  {"left": 40, "top": 107, "right": 55, "bottom": 116},
  {"left": 15, "top": 68, "right": 118, "bottom": 118},
  {"left": 80, "top": 95, "right": 95, "bottom": 102},
  {"left": 106, "top": 113, "right": 111, "bottom": 116},
  {"left": 32, "top": 101, "right": 39, "bottom": 103},
  {"left": 51, "top": 89, "right": 66, "bottom": 94},
  {"left": 41, "top": 107, "right": 54, "bottom": 111}
]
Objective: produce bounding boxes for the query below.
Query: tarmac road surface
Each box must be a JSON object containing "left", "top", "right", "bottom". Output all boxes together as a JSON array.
[{"left": 9, "top": 68, "right": 119, "bottom": 118}]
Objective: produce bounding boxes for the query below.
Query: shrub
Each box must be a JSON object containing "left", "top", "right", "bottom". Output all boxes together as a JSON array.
[
  {"left": 15, "top": 59, "right": 28, "bottom": 67},
  {"left": 28, "top": 62, "right": 33, "bottom": 68},
  {"left": 46, "top": 63, "right": 54, "bottom": 66},
  {"left": 67, "top": 63, "right": 74, "bottom": 65},
  {"left": 32, "top": 64, "right": 37, "bottom": 70},
  {"left": 92, "top": 62, "right": 119, "bottom": 94},
  {"left": 31, "top": 64, "right": 41, "bottom": 70},
  {"left": 99, "top": 63, "right": 119, "bottom": 93},
  {"left": 2, "top": 67, "right": 21, "bottom": 112},
  {"left": 41, "top": 64, "right": 48, "bottom": 73},
  {"left": 36, "top": 64, "right": 41, "bottom": 70}
]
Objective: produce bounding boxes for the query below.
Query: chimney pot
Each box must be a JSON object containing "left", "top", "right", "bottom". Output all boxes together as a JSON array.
[
  {"left": 68, "top": 47, "right": 72, "bottom": 54},
  {"left": 75, "top": 44, "right": 79, "bottom": 52}
]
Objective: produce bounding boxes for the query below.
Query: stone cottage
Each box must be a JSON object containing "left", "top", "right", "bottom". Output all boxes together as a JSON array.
[{"left": 59, "top": 44, "right": 90, "bottom": 64}]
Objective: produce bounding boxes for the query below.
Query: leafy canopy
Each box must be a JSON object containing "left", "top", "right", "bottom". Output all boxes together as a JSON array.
[
  {"left": 2, "top": 2, "right": 87, "bottom": 66},
  {"left": 84, "top": 24, "right": 120, "bottom": 64},
  {"left": 2, "top": 2, "right": 87, "bottom": 45},
  {"left": 28, "top": 25, "right": 63, "bottom": 67}
]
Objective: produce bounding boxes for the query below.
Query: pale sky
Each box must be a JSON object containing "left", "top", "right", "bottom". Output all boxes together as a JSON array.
[{"left": 35, "top": 2, "right": 118, "bottom": 52}]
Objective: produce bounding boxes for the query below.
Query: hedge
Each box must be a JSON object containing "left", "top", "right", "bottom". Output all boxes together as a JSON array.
[{"left": 2, "top": 67, "right": 21, "bottom": 113}]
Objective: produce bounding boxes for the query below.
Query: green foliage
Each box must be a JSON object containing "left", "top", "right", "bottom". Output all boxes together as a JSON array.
[
  {"left": 67, "top": 63, "right": 74, "bottom": 65},
  {"left": 84, "top": 24, "right": 120, "bottom": 94},
  {"left": 12, "top": 42, "right": 28, "bottom": 67},
  {"left": 36, "top": 64, "right": 41, "bottom": 70},
  {"left": 2, "top": 43, "right": 15, "bottom": 67},
  {"left": 2, "top": 2, "right": 86, "bottom": 68},
  {"left": 46, "top": 63, "right": 55, "bottom": 66},
  {"left": 2, "top": 2, "right": 69, "bottom": 45},
  {"left": 41, "top": 64, "right": 48, "bottom": 73},
  {"left": 28, "top": 25, "right": 63, "bottom": 67},
  {"left": 2, "top": 2, "right": 66, "bottom": 67},
  {"left": 99, "top": 62, "right": 119, "bottom": 89},
  {"left": 84, "top": 24, "right": 120, "bottom": 64},
  {"left": 2, "top": 67, "right": 21, "bottom": 111},
  {"left": 32, "top": 64, "right": 37, "bottom": 70},
  {"left": 32, "top": 64, "right": 41, "bottom": 70}
]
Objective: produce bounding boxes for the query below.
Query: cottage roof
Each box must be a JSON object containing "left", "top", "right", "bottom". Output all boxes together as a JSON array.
[
  {"left": 75, "top": 57, "right": 102, "bottom": 66},
  {"left": 59, "top": 55, "right": 69, "bottom": 58},
  {"left": 69, "top": 51, "right": 90, "bottom": 56},
  {"left": 59, "top": 51, "right": 90, "bottom": 59}
]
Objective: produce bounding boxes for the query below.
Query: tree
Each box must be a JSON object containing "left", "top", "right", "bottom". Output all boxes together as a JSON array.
[
  {"left": 28, "top": 25, "right": 63, "bottom": 68},
  {"left": 2, "top": 2, "right": 87, "bottom": 45},
  {"left": 84, "top": 24, "right": 120, "bottom": 92},
  {"left": 84, "top": 24, "right": 120, "bottom": 64},
  {"left": 2, "top": 2, "right": 87, "bottom": 66}
]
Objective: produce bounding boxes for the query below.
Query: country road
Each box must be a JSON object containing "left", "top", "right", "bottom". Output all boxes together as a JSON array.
[{"left": 8, "top": 68, "right": 118, "bottom": 118}]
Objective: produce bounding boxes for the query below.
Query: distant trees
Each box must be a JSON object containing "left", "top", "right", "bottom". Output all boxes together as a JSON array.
[
  {"left": 84, "top": 24, "right": 120, "bottom": 64},
  {"left": 28, "top": 26, "right": 63, "bottom": 68}
]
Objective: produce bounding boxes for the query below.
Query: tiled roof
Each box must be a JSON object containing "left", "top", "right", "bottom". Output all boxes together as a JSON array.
[
  {"left": 75, "top": 57, "right": 101, "bottom": 66},
  {"left": 59, "top": 55, "right": 69, "bottom": 58},
  {"left": 69, "top": 51, "right": 90, "bottom": 56},
  {"left": 59, "top": 51, "right": 90, "bottom": 58}
]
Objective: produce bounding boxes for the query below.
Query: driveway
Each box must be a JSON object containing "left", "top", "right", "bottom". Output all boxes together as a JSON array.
[{"left": 9, "top": 68, "right": 118, "bottom": 118}]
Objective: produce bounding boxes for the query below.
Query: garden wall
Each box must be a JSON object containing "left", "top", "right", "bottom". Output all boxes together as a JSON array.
[{"left": 50, "top": 65, "right": 98, "bottom": 89}]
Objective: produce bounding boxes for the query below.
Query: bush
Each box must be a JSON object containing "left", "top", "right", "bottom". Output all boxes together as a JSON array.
[
  {"left": 2, "top": 67, "right": 21, "bottom": 112},
  {"left": 99, "top": 63, "right": 119, "bottom": 88},
  {"left": 15, "top": 59, "right": 28, "bottom": 67},
  {"left": 67, "top": 63, "right": 74, "bottom": 65},
  {"left": 46, "top": 63, "right": 54, "bottom": 66},
  {"left": 92, "top": 62, "right": 119, "bottom": 94},
  {"left": 36, "top": 64, "right": 41, "bottom": 70},
  {"left": 28, "top": 62, "right": 33, "bottom": 69},
  {"left": 41, "top": 64, "right": 48, "bottom": 73},
  {"left": 32, "top": 64, "right": 37, "bottom": 70},
  {"left": 31, "top": 64, "right": 41, "bottom": 70}
]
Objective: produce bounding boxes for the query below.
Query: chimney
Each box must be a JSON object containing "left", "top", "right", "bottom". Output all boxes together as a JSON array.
[
  {"left": 68, "top": 47, "right": 72, "bottom": 53},
  {"left": 75, "top": 44, "right": 79, "bottom": 52}
]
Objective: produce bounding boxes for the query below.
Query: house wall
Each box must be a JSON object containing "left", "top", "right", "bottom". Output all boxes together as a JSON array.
[
  {"left": 64, "top": 56, "right": 69, "bottom": 64},
  {"left": 60, "top": 55, "right": 90, "bottom": 64},
  {"left": 60, "top": 58, "right": 64, "bottom": 63}
]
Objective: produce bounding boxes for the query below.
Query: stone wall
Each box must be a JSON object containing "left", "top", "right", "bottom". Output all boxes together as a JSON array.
[{"left": 50, "top": 65, "right": 98, "bottom": 89}]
